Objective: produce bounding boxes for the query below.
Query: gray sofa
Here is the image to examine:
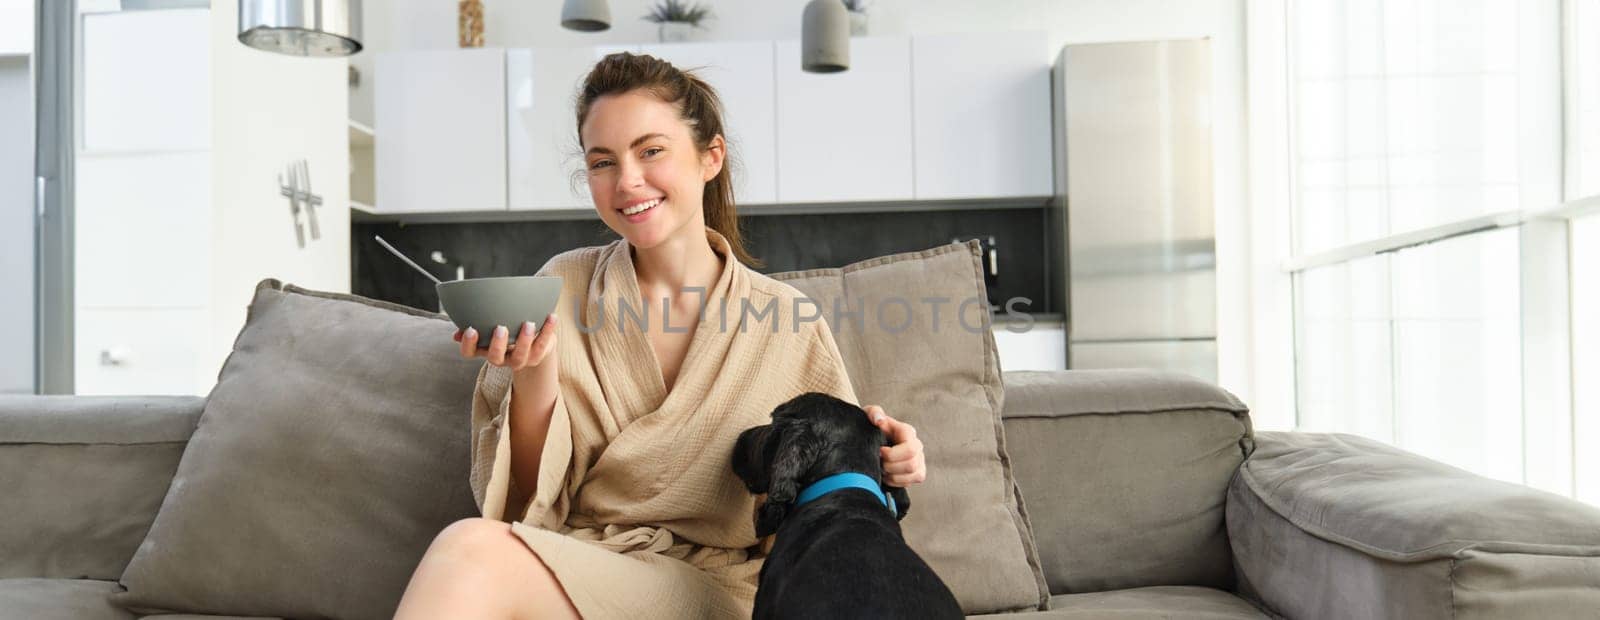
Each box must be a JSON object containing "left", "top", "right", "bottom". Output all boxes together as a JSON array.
[{"left": 5, "top": 368, "right": 1599, "bottom": 618}]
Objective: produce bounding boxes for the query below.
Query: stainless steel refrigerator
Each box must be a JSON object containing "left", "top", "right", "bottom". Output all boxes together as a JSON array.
[{"left": 1050, "top": 39, "right": 1218, "bottom": 382}]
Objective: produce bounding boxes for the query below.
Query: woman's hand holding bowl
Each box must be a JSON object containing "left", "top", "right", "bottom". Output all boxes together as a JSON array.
[{"left": 453, "top": 314, "right": 559, "bottom": 373}]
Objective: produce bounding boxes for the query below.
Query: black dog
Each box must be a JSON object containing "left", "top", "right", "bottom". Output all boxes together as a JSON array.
[{"left": 732, "top": 392, "right": 963, "bottom": 619}]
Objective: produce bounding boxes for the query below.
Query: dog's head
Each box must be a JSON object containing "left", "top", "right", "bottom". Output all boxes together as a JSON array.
[{"left": 732, "top": 392, "right": 912, "bottom": 538}]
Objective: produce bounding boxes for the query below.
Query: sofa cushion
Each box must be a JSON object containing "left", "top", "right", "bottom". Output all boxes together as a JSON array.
[
  {"left": 968, "top": 586, "right": 1269, "bottom": 619},
  {"left": 771, "top": 240, "right": 1050, "bottom": 614},
  {"left": 0, "top": 578, "right": 135, "bottom": 620},
  {"left": 0, "top": 396, "right": 201, "bottom": 580},
  {"left": 999, "top": 369, "right": 1252, "bottom": 594},
  {"left": 111, "top": 280, "right": 483, "bottom": 620}
]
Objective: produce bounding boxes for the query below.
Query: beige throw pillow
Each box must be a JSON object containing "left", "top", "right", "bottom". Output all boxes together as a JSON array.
[{"left": 771, "top": 240, "right": 1050, "bottom": 614}]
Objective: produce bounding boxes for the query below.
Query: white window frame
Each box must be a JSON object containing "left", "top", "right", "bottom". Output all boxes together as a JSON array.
[{"left": 1246, "top": 0, "right": 1595, "bottom": 498}]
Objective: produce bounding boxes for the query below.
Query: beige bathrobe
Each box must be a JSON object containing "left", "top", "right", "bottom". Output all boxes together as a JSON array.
[{"left": 469, "top": 230, "right": 858, "bottom": 619}]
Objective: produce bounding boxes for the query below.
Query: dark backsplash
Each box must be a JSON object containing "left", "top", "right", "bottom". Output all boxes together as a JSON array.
[{"left": 353, "top": 207, "right": 1054, "bottom": 315}]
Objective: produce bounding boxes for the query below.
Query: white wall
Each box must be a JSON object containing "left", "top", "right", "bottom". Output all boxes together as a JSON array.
[
  {"left": 0, "top": 56, "right": 32, "bottom": 394},
  {"left": 207, "top": 1, "right": 350, "bottom": 379},
  {"left": 354, "top": 0, "right": 1259, "bottom": 417}
]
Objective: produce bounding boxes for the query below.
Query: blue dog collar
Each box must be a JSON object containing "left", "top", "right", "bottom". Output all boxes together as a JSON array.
[{"left": 794, "top": 472, "right": 897, "bottom": 514}]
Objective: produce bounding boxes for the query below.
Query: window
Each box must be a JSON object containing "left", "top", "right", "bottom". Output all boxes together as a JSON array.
[
  {"left": 1281, "top": 0, "right": 1589, "bottom": 495},
  {"left": 1388, "top": 228, "right": 1522, "bottom": 481},
  {"left": 1575, "top": 213, "right": 1599, "bottom": 505},
  {"left": 1569, "top": 0, "right": 1600, "bottom": 506},
  {"left": 1291, "top": 0, "right": 1523, "bottom": 256},
  {"left": 1572, "top": 0, "right": 1600, "bottom": 197}
]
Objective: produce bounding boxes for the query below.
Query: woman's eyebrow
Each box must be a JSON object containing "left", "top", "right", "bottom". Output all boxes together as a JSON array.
[{"left": 586, "top": 132, "right": 668, "bottom": 156}]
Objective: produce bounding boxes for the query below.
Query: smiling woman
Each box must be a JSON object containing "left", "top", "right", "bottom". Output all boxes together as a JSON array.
[
  {"left": 578, "top": 54, "right": 759, "bottom": 269},
  {"left": 393, "top": 52, "right": 928, "bottom": 620}
]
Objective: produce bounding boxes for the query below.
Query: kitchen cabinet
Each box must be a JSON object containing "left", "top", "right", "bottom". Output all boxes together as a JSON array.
[
  {"left": 912, "top": 31, "right": 1052, "bottom": 200},
  {"left": 376, "top": 47, "right": 507, "bottom": 213},
  {"left": 506, "top": 45, "right": 634, "bottom": 211},
  {"left": 75, "top": 152, "right": 212, "bottom": 309},
  {"left": 992, "top": 322, "right": 1067, "bottom": 371},
  {"left": 75, "top": 307, "right": 209, "bottom": 396},
  {"left": 373, "top": 32, "right": 1057, "bottom": 217},
  {"left": 774, "top": 36, "right": 914, "bottom": 204},
  {"left": 74, "top": 9, "right": 213, "bottom": 397},
  {"left": 72, "top": 4, "right": 348, "bottom": 397},
  {"left": 81, "top": 8, "right": 210, "bottom": 153},
  {"left": 639, "top": 40, "right": 778, "bottom": 206}
]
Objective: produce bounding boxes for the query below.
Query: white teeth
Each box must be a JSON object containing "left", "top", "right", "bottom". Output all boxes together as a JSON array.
[{"left": 622, "top": 198, "right": 661, "bottom": 216}]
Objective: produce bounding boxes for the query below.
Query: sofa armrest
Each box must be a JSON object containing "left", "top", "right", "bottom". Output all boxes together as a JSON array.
[
  {"left": 1228, "top": 431, "right": 1600, "bottom": 619},
  {"left": 0, "top": 395, "right": 203, "bottom": 580}
]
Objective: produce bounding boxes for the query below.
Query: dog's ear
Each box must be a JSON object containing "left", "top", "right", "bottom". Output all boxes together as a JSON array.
[
  {"left": 754, "top": 419, "right": 820, "bottom": 538},
  {"left": 886, "top": 485, "right": 911, "bottom": 521},
  {"left": 732, "top": 424, "right": 774, "bottom": 494}
]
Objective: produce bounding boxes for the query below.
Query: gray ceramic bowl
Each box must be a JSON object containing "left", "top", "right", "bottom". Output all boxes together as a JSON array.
[{"left": 436, "top": 275, "right": 563, "bottom": 349}]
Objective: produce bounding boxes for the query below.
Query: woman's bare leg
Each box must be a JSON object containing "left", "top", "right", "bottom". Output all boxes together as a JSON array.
[{"left": 394, "top": 517, "right": 582, "bottom": 620}]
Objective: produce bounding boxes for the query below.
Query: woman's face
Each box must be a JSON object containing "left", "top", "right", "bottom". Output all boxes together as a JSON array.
[{"left": 581, "top": 89, "right": 724, "bottom": 251}]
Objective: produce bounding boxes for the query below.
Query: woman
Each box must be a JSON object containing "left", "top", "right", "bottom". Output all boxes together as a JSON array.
[{"left": 394, "top": 52, "right": 928, "bottom": 619}]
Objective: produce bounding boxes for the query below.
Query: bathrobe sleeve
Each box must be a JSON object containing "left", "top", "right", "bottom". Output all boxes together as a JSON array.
[
  {"left": 469, "top": 363, "right": 528, "bottom": 522},
  {"left": 468, "top": 258, "right": 578, "bottom": 527}
]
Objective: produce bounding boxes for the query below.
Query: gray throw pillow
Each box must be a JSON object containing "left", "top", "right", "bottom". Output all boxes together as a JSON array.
[
  {"left": 112, "top": 279, "right": 482, "bottom": 620},
  {"left": 771, "top": 240, "right": 1051, "bottom": 614}
]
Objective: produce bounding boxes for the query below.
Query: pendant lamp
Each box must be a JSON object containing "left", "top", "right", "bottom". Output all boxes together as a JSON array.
[
  {"left": 561, "top": 0, "right": 612, "bottom": 32},
  {"left": 801, "top": 0, "right": 849, "bottom": 73},
  {"left": 238, "top": 0, "right": 363, "bottom": 57}
]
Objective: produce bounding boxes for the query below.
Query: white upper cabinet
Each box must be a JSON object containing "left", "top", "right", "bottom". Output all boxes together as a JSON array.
[
  {"left": 374, "top": 33, "right": 1055, "bottom": 215},
  {"left": 639, "top": 41, "right": 778, "bottom": 206},
  {"left": 912, "top": 31, "right": 1053, "bottom": 200},
  {"left": 376, "top": 47, "right": 506, "bottom": 213},
  {"left": 81, "top": 9, "right": 210, "bottom": 153},
  {"left": 774, "top": 36, "right": 914, "bottom": 204},
  {"left": 0, "top": 0, "right": 33, "bottom": 56},
  {"left": 506, "top": 45, "right": 632, "bottom": 211}
]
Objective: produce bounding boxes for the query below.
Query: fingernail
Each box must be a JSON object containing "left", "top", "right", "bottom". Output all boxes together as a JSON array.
[
  {"left": 521, "top": 322, "right": 533, "bottom": 336},
  {"left": 465, "top": 327, "right": 477, "bottom": 338},
  {"left": 494, "top": 325, "right": 507, "bottom": 338}
]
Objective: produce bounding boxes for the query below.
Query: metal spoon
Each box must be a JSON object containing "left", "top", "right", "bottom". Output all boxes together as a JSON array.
[{"left": 374, "top": 235, "right": 443, "bottom": 284}]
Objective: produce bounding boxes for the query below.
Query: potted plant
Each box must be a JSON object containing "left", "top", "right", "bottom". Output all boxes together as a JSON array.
[
  {"left": 642, "top": 0, "right": 714, "bottom": 43},
  {"left": 844, "top": 0, "right": 870, "bottom": 36}
]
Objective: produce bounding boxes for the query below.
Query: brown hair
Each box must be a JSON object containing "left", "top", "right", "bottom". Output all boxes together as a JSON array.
[{"left": 574, "top": 52, "right": 761, "bottom": 268}]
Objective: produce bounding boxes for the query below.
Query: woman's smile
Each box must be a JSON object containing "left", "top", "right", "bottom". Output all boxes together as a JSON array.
[{"left": 620, "top": 197, "right": 664, "bottom": 223}]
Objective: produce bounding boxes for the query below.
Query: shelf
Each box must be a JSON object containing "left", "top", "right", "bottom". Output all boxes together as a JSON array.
[
  {"left": 351, "top": 200, "right": 377, "bottom": 215},
  {"left": 348, "top": 119, "right": 374, "bottom": 148}
]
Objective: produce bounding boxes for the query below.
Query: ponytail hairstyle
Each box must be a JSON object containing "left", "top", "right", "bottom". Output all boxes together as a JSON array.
[{"left": 574, "top": 52, "right": 761, "bottom": 268}]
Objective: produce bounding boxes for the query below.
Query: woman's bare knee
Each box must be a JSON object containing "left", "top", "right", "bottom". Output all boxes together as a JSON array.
[{"left": 403, "top": 518, "right": 581, "bottom": 620}]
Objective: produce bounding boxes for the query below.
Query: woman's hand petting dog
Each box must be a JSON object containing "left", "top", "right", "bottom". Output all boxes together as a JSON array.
[{"left": 866, "top": 405, "right": 927, "bottom": 488}]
